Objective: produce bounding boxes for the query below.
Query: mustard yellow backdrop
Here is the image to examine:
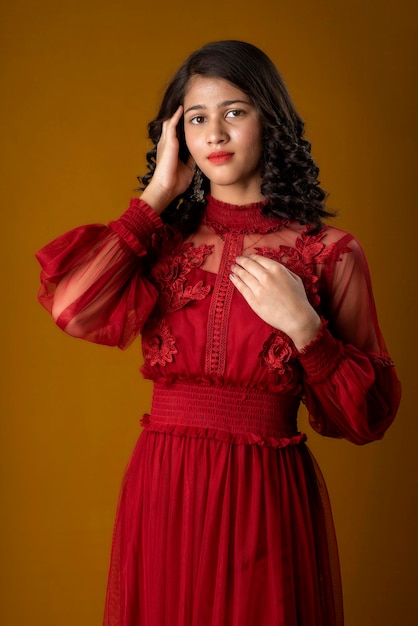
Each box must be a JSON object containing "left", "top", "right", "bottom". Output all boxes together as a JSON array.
[{"left": 1, "top": 0, "right": 416, "bottom": 624}]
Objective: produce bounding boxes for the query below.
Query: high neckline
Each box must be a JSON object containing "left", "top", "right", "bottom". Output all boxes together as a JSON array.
[{"left": 202, "top": 195, "right": 286, "bottom": 235}]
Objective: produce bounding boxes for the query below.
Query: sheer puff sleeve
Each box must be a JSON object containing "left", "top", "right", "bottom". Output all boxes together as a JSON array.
[
  {"left": 297, "top": 235, "right": 401, "bottom": 445},
  {"left": 36, "top": 198, "right": 165, "bottom": 349}
]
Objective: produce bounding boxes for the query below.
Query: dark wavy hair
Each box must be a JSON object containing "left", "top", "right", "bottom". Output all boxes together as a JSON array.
[{"left": 139, "top": 40, "right": 332, "bottom": 235}]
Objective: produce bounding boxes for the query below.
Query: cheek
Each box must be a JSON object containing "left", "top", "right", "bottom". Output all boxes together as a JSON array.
[
  {"left": 251, "top": 123, "right": 263, "bottom": 148},
  {"left": 245, "top": 129, "right": 263, "bottom": 162},
  {"left": 184, "top": 132, "right": 204, "bottom": 165},
  {"left": 252, "top": 125, "right": 263, "bottom": 158},
  {"left": 234, "top": 122, "right": 263, "bottom": 155},
  {"left": 184, "top": 127, "right": 197, "bottom": 153}
]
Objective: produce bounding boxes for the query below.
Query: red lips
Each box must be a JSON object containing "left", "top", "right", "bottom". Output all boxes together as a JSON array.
[{"left": 207, "top": 151, "right": 234, "bottom": 164}]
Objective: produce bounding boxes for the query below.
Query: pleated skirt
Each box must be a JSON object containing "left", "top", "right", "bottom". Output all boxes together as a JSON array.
[{"left": 103, "top": 382, "right": 343, "bottom": 626}]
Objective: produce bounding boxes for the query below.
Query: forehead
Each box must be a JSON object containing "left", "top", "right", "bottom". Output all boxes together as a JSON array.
[{"left": 183, "top": 76, "right": 251, "bottom": 106}]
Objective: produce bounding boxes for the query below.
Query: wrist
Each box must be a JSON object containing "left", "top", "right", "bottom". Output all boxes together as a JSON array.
[
  {"left": 297, "top": 321, "right": 344, "bottom": 382},
  {"left": 140, "top": 182, "right": 177, "bottom": 215},
  {"left": 288, "top": 312, "right": 322, "bottom": 352}
]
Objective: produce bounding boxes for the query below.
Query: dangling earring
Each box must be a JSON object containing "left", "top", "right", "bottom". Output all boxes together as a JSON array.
[{"left": 191, "top": 167, "right": 205, "bottom": 203}]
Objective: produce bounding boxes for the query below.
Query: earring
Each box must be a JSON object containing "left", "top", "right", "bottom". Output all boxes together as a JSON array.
[{"left": 191, "top": 167, "right": 205, "bottom": 203}]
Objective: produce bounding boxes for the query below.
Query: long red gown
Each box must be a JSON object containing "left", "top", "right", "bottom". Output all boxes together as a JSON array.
[{"left": 36, "top": 195, "right": 401, "bottom": 626}]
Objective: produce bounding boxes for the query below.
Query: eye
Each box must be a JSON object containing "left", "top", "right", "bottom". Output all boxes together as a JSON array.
[
  {"left": 190, "top": 115, "right": 206, "bottom": 125},
  {"left": 225, "top": 109, "right": 245, "bottom": 118}
]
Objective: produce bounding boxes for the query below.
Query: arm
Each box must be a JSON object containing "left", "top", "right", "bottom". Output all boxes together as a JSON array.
[
  {"left": 297, "top": 238, "right": 401, "bottom": 444},
  {"left": 230, "top": 238, "right": 401, "bottom": 444},
  {"left": 36, "top": 199, "right": 165, "bottom": 348},
  {"left": 36, "top": 106, "right": 195, "bottom": 349}
]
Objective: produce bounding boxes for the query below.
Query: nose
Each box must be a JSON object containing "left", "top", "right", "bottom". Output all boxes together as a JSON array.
[{"left": 206, "top": 117, "right": 228, "bottom": 144}]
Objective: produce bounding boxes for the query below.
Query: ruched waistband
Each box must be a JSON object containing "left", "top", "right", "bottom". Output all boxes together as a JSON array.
[{"left": 141, "top": 381, "right": 306, "bottom": 448}]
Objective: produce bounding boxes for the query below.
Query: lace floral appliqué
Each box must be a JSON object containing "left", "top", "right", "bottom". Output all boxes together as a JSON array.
[
  {"left": 256, "top": 229, "right": 350, "bottom": 308},
  {"left": 143, "top": 320, "right": 178, "bottom": 366},
  {"left": 259, "top": 331, "right": 295, "bottom": 374},
  {"left": 370, "top": 354, "right": 395, "bottom": 368},
  {"left": 143, "top": 241, "right": 213, "bottom": 368},
  {"left": 151, "top": 241, "right": 213, "bottom": 313}
]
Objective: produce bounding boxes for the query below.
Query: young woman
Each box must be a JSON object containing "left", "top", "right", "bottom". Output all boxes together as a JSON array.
[{"left": 36, "top": 40, "right": 401, "bottom": 626}]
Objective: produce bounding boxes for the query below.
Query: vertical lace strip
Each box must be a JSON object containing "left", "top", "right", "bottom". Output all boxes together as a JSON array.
[{"left": 205, "top": 233, "right": 244, "bottom": 376}]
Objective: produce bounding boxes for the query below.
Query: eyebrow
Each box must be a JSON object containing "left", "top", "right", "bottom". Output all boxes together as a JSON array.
[{"left": 184, "top": 99, "right": 251, "bottom": 115}]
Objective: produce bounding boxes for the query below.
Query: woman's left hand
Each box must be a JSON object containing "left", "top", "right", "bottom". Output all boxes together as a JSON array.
[{"left": 230, "top": 254, "right": 321, "bottom": 351}]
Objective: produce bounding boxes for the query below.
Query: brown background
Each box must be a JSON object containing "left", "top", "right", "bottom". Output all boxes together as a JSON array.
[{"left": 1, "top": 0, "right": 416, "bottom": 624}]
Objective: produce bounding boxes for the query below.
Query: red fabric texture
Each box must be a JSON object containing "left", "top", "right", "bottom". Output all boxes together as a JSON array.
[{"left": 36, "top": 195, "right": 401, "bottom": 626}]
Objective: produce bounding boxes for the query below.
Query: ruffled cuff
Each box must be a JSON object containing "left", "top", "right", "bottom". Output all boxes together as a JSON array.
[
  {"left": 109, "top": 197, "right": 166, "bottom": 255},
  {"left": 297, "top": 321, "right": 344, "bottom": 383}
]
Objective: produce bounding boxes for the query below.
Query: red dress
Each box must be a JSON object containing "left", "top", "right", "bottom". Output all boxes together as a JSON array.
[{"left": 36, "top": 196, "right": 401, "bottom": 626}]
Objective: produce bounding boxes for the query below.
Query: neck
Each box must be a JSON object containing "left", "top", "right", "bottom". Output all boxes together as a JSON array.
[{"left": 209, "top": 183, "right": 264, "bottom": 206}]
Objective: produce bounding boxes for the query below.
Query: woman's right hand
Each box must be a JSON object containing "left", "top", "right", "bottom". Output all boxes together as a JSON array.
[{"left": 141, "top": 106, "right": 195, "bottom": 214}]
